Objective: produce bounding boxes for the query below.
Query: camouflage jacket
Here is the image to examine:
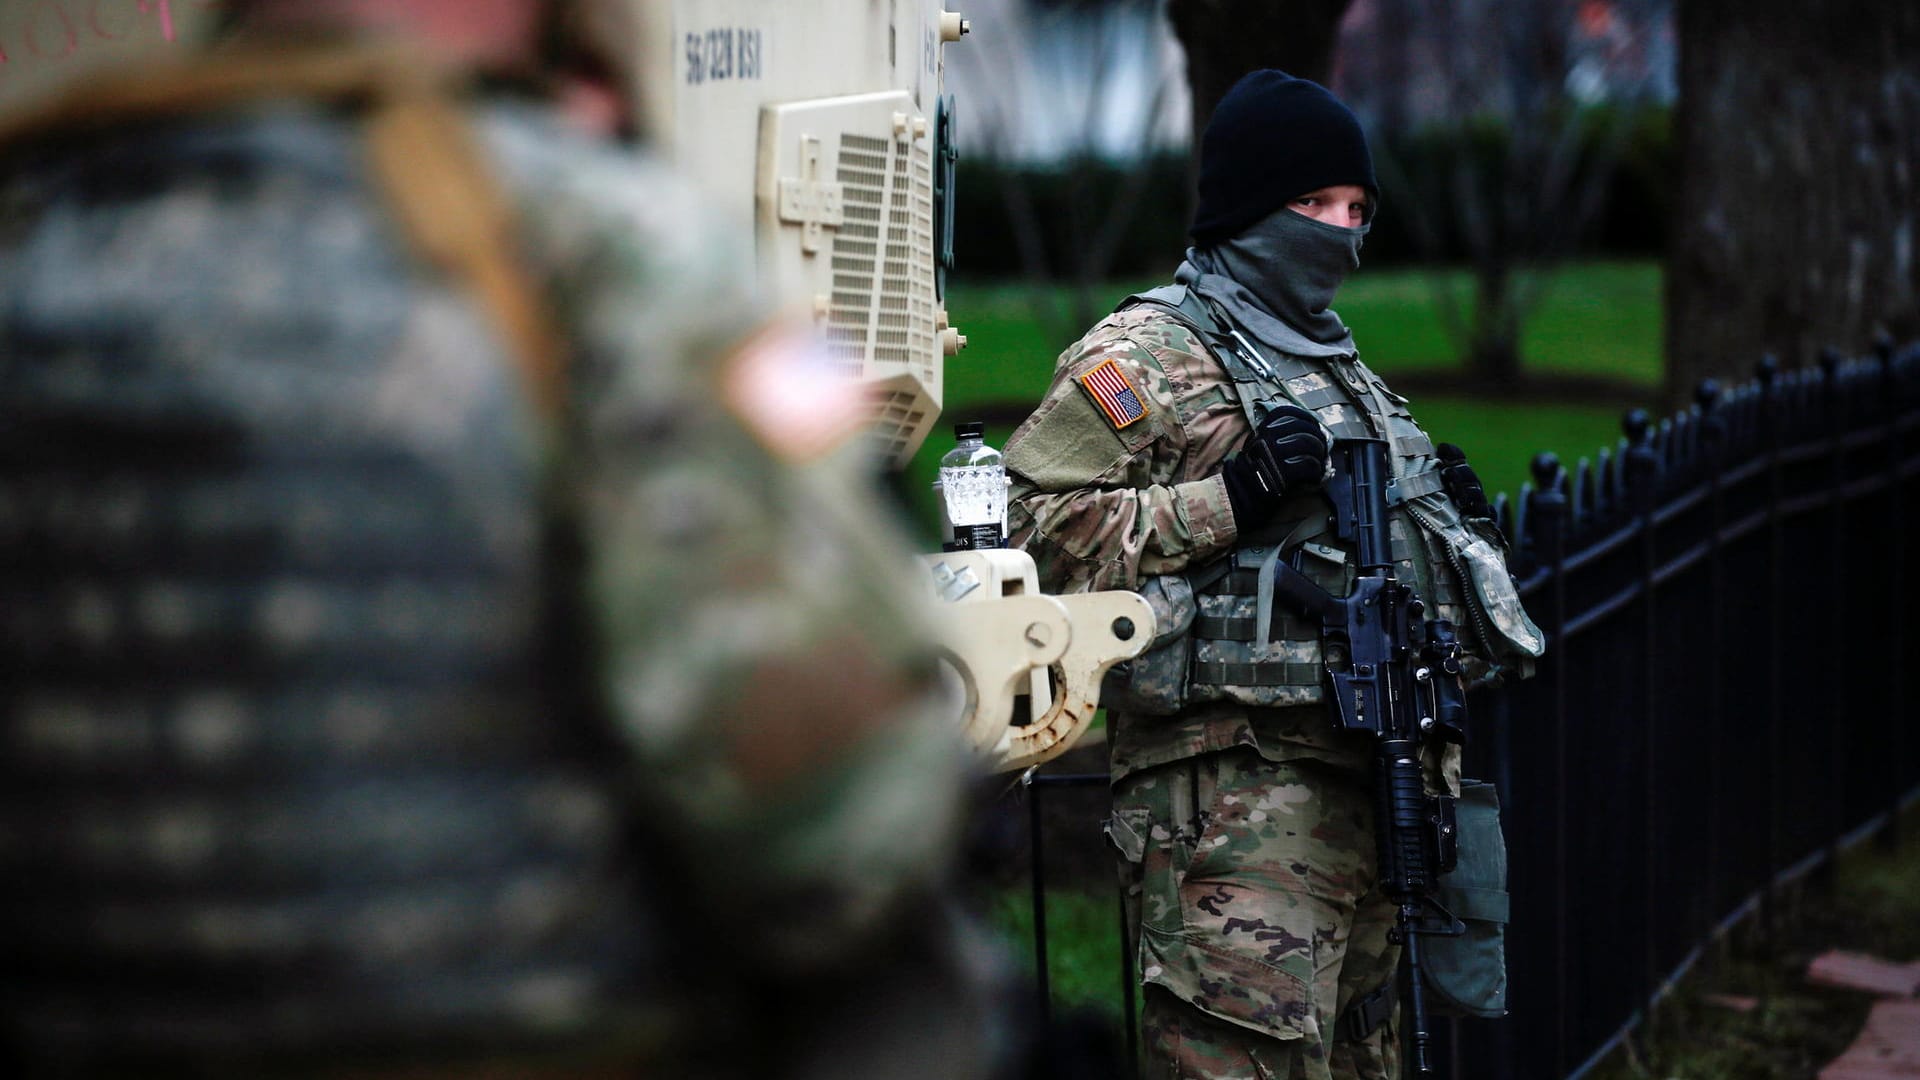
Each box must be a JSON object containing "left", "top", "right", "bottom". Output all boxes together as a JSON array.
[
  {"left": 1006, "top": 302, "right": 1536, "bottom": 779},
  {"left": 0, "top": 60, "right": 976, "bottom": 1074}
]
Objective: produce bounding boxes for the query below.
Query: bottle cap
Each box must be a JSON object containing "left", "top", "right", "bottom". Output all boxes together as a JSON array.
[{"left": 953, "top": 420, "right": 984, "bottom": 440}]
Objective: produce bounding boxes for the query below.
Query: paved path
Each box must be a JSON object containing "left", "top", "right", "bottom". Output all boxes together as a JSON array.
[{"left": 1816, "top": 953, "right": 1920, "bottom": 1079}]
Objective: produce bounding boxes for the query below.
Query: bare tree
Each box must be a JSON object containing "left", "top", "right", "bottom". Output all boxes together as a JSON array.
[
  {"left": 1166, "top": 0, "right": 1354, "bottom": 140},
  {"left": 1163, "top": 0, "right": 1662, "bottom": 388},
  {"left": 949, "top": 0, "right": 1185, "bottom": 340},
  {"left": 1358, "top": 0, "right": 1665, "bottom": 387},
  {"left": 1667, "top": 0, "right": 1920, "bottom": 403}
]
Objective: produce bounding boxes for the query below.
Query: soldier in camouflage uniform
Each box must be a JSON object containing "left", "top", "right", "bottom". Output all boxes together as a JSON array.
[
  {"left": 1004, "top": 71, "right": 1543, "bottom": 1080},
  {"left": 0, "top": 2, "right": 994, "bottom": 1077}
]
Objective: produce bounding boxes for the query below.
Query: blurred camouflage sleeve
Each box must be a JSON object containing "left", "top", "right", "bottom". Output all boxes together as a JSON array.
[
  {"left": 1005, "top": 323, "right": 1239, "bottom": 595},
  {"left": 482, "top": 112, "right": 968, "bottom": 969}
]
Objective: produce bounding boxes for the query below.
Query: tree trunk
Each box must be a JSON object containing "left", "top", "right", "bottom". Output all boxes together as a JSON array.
[
  {"left": 1668, "top": 1, "right": 1920, "bottom": 406},
  {"left": 1165, "top": 0, "right": 1354, "bottom": 143},
  {"left": 1471, "top": 258, "right": 1525, "bottom": 386}
]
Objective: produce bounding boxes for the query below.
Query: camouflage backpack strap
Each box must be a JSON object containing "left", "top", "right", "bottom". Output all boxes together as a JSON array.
[
  {"left": 0, "top": 42, "right": 567, "bottom": 421},
  {"left": 356, "top": 62, "right": 569, "bottom": 422}
]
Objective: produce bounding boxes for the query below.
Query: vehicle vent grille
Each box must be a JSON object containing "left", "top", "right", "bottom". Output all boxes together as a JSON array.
[
  {"left": 826, "top": 131, "right": 936, "bottom": 389},
  {"left": 869, "top": 389, "right": 929, "bottom": 465}
]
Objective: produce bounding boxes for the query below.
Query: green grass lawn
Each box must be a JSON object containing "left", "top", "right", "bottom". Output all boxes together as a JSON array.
[
  {"left": 1584, "top": 812, "right": 1920, "bottom": 1080},
  {"left": 909, "top": 260, "right": 1664, "bottom": 541},
  {"left": 985, "top": 886, "right": 1132, "bottom": 1026},
  {"left": 1337, "top": 260, "right": 1667, "bottom": 385}
]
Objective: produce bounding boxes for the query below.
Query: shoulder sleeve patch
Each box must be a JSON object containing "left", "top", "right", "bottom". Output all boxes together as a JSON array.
[
  {"left": 1077, "top": 356, "right": 1150, "bottom": 431},
  {"left": 722, "top": 321, "right": 868, "bottom": 462}
]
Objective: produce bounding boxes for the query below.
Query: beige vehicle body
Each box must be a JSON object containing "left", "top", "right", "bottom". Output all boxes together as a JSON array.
[
  {"left": 630, "top": 0, "right": 960, "bottom": 465},
  {"left": 635, "top": 1, "right": 1152, "bottom": 771},
  {"left": 0, "top": 0, "right": 1144, "bottom": 772}
]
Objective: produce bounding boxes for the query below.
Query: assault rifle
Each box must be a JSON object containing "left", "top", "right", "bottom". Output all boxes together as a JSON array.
[{"left": 1268, "top": 436, "right": 1467, "bottom": 1076}]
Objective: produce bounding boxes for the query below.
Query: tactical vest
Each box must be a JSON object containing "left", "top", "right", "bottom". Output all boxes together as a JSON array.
[
  {"left": 0, "top": 46, "right": 659, "bottom": 1069},
  {"left": 1103, "top": 286, "right": 1542, "bottom": 716}
]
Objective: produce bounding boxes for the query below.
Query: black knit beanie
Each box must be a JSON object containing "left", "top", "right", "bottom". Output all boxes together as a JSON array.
[{"left": 1190, "top": 70, "right": 1378, "bottom": 246}]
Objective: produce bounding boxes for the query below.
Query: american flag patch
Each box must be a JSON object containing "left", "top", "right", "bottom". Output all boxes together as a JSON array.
[{"left": 1078, "top": 358, "right": 1148, "bottom": 430}]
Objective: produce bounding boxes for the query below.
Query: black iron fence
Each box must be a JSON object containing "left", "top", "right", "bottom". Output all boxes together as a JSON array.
[{"left": 1009, "top": 337, "right": 1920, "bottom": 1078}]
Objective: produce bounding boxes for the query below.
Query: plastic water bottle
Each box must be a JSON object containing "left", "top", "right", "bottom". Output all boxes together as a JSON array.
[{"left": 937, "top": 421, "right": 1007, "bottom": 550}]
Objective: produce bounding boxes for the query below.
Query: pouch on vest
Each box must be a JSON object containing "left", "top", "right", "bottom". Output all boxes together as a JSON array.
[
  {"left": 1424, "top": 779, "right": 1510, "bottom": 1018},
  {"left": 1184, "top": 540, "right": 1344, "bottom": 709},
  {"left": 1099, "top": 534, "right": 1345, "bottom": 716},
  {"left": 1404, "top": 492, "right": 1545, "bottom": 673},
  {"left": 1099, "top": 573, "right": 1195, "bottom": 716}
]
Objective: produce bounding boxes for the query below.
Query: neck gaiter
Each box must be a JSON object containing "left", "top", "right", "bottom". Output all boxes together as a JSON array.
[{"left": 1178, "top": 205, "right": 1369, "bottom": 361}]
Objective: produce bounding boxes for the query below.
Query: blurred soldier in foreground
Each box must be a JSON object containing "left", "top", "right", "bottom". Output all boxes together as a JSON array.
[
  {"left": 0, "top": 1, "right": 995, "bottom": 1076},
  {"left": 1002, "top": 72, "right": 1543, "bottom": 1078}
]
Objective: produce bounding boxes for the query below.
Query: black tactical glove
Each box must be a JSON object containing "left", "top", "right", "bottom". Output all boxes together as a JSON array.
[
  {"left": 1220, "top": 404, "right": 1330, "bottom": 526},
  {"left": 1436, "top": 442, "right": 1493, "bottom": 520}
]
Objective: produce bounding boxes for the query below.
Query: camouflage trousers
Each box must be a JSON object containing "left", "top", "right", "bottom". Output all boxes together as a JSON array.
[{"left": 1110, "top": 747, "right": 1401, "bottom": 1080}]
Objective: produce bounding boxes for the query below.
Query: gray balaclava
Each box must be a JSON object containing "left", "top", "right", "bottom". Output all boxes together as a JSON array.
[
  {"left": 1178, "top": 70, "right": 1377, "bottom": 360},
  {"left": 1180, "top": 207, "right": 1368, "bottom": 359}
]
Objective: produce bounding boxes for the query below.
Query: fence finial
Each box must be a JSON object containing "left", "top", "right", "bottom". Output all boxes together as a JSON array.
[
  {"left": 1696, "top": 378, "right": 1727, "bottom": 454},
  {"left": 1521, "top": 452, "right": 1566, "bottom": 574},
  {"left": 1622, "top": 409, "right": 1659, "bottom": 505},
  {"left": 1530, "top": 451, "right": 1563, "bottom": 493},
  {"left": 1820, "top": 346, "right": 1843, "bottom": 379},
  {"left": 1622, "top": 408, "right": 1652, "bottom": 445}
]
